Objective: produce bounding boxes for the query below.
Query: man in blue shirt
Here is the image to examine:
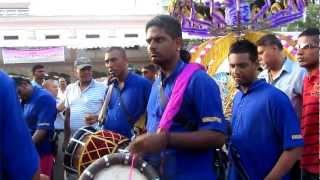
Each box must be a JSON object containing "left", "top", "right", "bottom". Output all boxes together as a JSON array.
[
  {"left": 0, "top": 71, "right": 39, "bottom": 180},
  {"left": 128, "top": 15, "right": 227, "bottom": 180},
  {"left": 13, "top": 76, "right": 56, "bottom": 179},
  {"left": 98, "top": 47, "right": 151, "bottom": 138},
  {"left": 228, "top": 40, "right": 303, "bottom": 180},
  {"left": 257, "top": 34, "right": 306, "bottom": 180}
]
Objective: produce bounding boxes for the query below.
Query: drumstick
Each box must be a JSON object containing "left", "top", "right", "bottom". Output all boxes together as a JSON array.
[{"left": 97, "top": 83, "right": 115, "bottom": 126}]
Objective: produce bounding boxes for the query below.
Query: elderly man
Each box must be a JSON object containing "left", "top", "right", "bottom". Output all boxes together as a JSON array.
[
  {"left": 43, "top": 79, "right": 65, "bottom": 179},
  {"left": 63, "top": 57, "right": 106, "bottom": 178}
]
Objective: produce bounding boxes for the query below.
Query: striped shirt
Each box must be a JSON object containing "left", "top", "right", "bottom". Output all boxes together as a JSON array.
[
  {"left": 65, "top": 80, "right": 107, "bottom": 132},
  {"left": 54, "top": 97, "right": 65, "bottom": 130},
  {"left": 301, "top": 69, "right": 320, "bottom": 174}
]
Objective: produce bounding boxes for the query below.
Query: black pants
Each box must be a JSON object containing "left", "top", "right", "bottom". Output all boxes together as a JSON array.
[{"left": 301, "top": 169, "right": 319, "bottom": 180}]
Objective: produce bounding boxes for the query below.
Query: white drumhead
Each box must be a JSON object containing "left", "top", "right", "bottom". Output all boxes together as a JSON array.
[{"left": 94, "top": 165, "right": 147, "bottom": 180}]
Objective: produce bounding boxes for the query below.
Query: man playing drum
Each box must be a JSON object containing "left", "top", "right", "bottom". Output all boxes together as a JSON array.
[
  {"left": 63, "top": 57, "right": 106, "bottom": 178},
  {"left": 129, "top": 15, "right": 227, "bottom": 180},
  {"left": 93, "top": 47, "right": 152, "bottom": 138},
  {"left": 63, "top": 57, "right": 107, "bottom": 145}
]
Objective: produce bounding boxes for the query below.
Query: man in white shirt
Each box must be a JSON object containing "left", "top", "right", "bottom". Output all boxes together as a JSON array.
[
  {"left": 57, "top": 77, "right": 67, "bottom": 100},
  {"left": 63, "top": 57, "right": 106, "bottom": 179}
]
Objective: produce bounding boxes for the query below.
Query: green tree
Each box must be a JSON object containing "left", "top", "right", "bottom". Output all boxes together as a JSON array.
[{"left": 286, "top": 4, "right": 320, "bottom": 31}]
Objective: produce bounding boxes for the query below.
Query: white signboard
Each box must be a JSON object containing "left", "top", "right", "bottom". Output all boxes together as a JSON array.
[{"left": 2, "top": 47, "right": 65, "bottom": 64}]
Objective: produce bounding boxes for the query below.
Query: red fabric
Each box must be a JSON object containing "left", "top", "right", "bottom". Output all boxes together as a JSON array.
[
  {"left": 40, "top": 154, "right": 54, "bottom": 178},
  {"left": 301, "top": 69, "right": 320, "bottom": 174}
]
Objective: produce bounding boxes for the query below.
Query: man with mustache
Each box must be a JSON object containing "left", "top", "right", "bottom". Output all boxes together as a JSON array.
[
  {"left": 63, "top": 57, "right": 106, "bottom": 179},
  {"left": 128, "top": 15, "right": 227, "bottom": 180},
  {"left": 296, "top": 28, "right": 319, "bottom": 180},
  {"left": 31, "top": 64, "right": 47, "bottom": 88},
  {"left": 227, "top": 40, "right": 303, "bottom": 180},
  {"left": 90, "top": 47, "right": 152, "bottom": 139}
]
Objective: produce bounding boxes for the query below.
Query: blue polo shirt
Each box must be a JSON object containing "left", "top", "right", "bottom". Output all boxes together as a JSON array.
[
  {"left": 103, "top": 72, "right": 151, "bottom": 138},
  {"left": 0, "top": 71, "right": 39, "bottom": 179},
  {"left": 146, "top": 60, "right": 227, "bottom": 180},
  {"left": 22, "top": 86, "right": 57, "bottom": 156},
  {"left": 228, "top": 79, "right": 304, "bottom": 180},
  {"left": 258, "top": 58, "right": 306, "bottom": 119}
]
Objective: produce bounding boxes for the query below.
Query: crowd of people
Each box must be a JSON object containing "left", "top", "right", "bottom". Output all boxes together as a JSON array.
[{"left": 0, "top": 14, "right": 319, "bottom": 180}]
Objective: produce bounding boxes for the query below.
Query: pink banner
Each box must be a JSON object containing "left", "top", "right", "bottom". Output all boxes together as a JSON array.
[{"left": 2, "top": 47, "right": 65, "bottom": 64}]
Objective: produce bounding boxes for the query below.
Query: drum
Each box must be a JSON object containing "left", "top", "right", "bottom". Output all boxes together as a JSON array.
[
  {"left": 79, "top": 153, "right": 160, "bottom": 180},
  {"left": 64, "top": 126, "right": 130, "bottom": 176}
]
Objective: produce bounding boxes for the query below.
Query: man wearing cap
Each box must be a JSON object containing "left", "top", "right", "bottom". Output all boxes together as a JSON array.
[
  {"left": 64, "top": 57, "right": 107, "bottom": 143},
  {"left": 63, "top": 57, "right": 106, "bottom": 178},
  {"left": 142, "top": 64, "right": 158, "bottom": 82}
]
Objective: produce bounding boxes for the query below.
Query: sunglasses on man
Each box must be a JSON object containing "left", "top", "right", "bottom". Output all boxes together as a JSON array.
[{"left": 296, "top": 43, "right": 320, "bottom": 50}]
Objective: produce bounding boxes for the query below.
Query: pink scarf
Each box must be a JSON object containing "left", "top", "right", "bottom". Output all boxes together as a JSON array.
[{"left": 157, "top": 63, "right": 204, "bottom": 133}]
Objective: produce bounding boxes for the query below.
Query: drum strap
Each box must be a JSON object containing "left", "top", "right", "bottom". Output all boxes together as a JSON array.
[{"left": 97, "top": 83, "right": 115, "bottom": 127}]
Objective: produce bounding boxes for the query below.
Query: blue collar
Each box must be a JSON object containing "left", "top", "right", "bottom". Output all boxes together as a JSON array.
[
  {"left": 24, "top": 86, "right": 40, "bottom": 103},
  {"left": 240, "top": 79, "right": 266, "bottom": 94},
  {"left": 114, "top": 72, "right": 134, "bottom": 91},
  {"left": 160, "top": 60, "right": 185, "bottom": 86}
]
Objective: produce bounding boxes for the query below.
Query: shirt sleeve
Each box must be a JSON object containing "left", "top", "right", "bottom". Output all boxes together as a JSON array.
[
  {"left": 0, "top": 72, "right": 39, "bottom": 179},
  {"left": 271, "top": 91, "right": 304, "bottom": 150},
  {"left": 188, "top": 71, "right": 227, "bottom": 134},
  {"left": 34, "top": 95, "right": 57, "bottom": 130}
]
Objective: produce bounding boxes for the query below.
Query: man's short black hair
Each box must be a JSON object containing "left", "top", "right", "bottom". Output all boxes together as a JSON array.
[
  {"left": 298, "top": 28, "right": 320, "bottom": 44},
  {"left": 256, "top": 34, "right": 283, "bottom": 50},
  {"left": 180, "top": 49, "right": 191, "bottom": 63},
  {"left": 32, "top": 64, "right": 44, "bottom": 74},
  {"left": 11, "top": 75, "right": 31, "bottom": 86},
  {"left": 146, "top": 15, "right": 182, "bottom": 39},
  {"left": 229, "top": 40, "right": 258, "bottom": 62},
  {"left": 106, "top": 46, "right": 127, "bottom": 59},
  {"left": 143, "top": 64, "right": 157, "bottom": 72}
]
